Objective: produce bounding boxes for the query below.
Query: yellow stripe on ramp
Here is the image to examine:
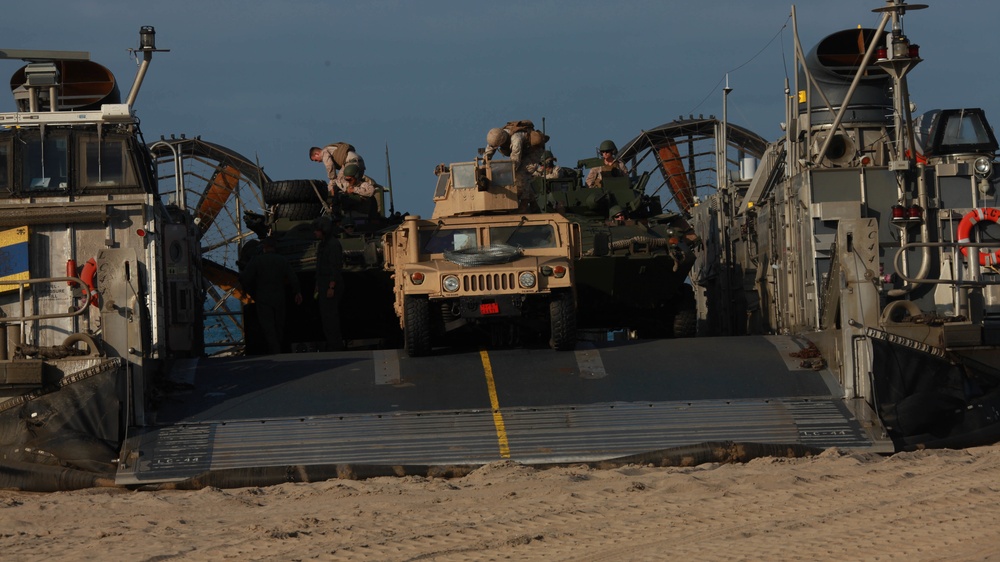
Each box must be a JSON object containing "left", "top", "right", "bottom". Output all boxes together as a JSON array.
[{"left": 479, "top": 350, "right": 510, "bottom": 458}]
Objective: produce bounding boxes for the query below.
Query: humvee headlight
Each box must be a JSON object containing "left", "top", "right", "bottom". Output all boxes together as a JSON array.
[
  {"left": 974, "top": 157, "right": 993, "bottom": 179},
  {"left": 409, "top": 271, "right": 425, "bottom": 285},
  {"left": 442, "top": 275, "right": 460, "bottom": 292},
  {"left": 518, "top": 271, "right": 537, "bottom": 289},
  {"left": 541, "top": 265, "right": 553, "bottom": 276},
  {"left": 552, "top": 265, "right": 567, "bottom": 278}
]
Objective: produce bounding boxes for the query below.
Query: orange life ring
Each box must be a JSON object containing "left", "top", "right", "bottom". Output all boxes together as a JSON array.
[{"left": 957, "top": 207, "right": 1000, "bottom": 266}]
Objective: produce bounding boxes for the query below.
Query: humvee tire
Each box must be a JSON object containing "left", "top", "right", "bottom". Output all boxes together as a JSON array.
[
  {"left": 671, "top": 284, "right": 697, "bottom": 338},
  {"left": 672, "top": 307, "right": 697, "bottom": 338},
  {"left": 549, "top": 290, "right": 577, "bottom": 351},
  {"left": 404, "top": 295, "right": 432, "bottom": 356}
]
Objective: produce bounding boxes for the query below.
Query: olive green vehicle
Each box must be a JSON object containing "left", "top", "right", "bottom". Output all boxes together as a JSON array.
[
  {"left": 536, "top": 158, "right": 699, "bottom": 338},
  {"left": 383, "top": 157, "right": 582, "bottom": 356},
  {"left": 239, "top": 180, "right": 403, "bottom": 353}
]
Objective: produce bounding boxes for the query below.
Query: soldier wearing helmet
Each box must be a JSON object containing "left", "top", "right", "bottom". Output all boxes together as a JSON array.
[
  {"left": 309, "top": 142, "right": 366, "bottom": 194},
  {"left": 332, "top": 163, "right": 378, "bottom": 198},
  {"left": 331, "top": 163, "right": 380, "bottom": 216},
  {"left": 537, "top": 150, "right": 571, "bottom": 180},
  {"left": 586, "top": 139, "right": 629, "bottom": 188}
]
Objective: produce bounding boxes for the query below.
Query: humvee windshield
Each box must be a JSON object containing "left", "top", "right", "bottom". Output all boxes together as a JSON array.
[
  {"left": 420, "top": 227, "right": 478, "bottom": 253},
  {"left": 491, "top": 225, "right": 555, "bottom": 249}
]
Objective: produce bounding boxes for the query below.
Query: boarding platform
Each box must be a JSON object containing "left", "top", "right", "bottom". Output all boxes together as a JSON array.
[{"left": 116, "top": 335, "right": 893, "bottom": 486}]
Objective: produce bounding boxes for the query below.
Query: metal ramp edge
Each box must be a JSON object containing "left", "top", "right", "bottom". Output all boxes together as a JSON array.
[{"left": 116, "top": 396, "right": 892, "bottom": 486}]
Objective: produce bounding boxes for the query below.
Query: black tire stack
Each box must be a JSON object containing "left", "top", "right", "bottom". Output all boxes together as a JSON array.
[{"left": 262, "top": 180, "right": 326, "bottom": 220}]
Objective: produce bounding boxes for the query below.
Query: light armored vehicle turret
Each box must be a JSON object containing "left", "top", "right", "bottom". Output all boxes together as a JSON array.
[
  {"left": 383, "top": 156, "right": 581, "bottom": 355},
  {"left": 536, "top": 155, "right": 699, "bottom": 338}
]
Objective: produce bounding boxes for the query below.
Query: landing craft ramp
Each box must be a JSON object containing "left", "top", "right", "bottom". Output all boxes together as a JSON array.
[{"left": 117, "top": 336, "right": 892, "bottom": 486}]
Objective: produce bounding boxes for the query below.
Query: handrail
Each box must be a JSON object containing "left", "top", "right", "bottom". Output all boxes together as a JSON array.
[
  {"left": 0, "top": 276, "right": 92, "bottom": 322},
  {"left": 893, "top": 241, "right": 1000, "bottom": 287}
]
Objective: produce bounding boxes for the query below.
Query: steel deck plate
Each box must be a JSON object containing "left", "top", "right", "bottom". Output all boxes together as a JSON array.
[{"left": 117, "top": 336, "right": 892, "bottom": 485}]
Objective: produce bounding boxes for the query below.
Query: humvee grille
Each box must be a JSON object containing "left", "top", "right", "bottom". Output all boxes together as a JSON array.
[{"left": 463, "top": 272, "right": 516, "bottom": 292}]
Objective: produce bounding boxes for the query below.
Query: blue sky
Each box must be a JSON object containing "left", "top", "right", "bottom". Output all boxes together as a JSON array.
[{"left": 2, "top": 1, "right": 996, "bottom": 218}]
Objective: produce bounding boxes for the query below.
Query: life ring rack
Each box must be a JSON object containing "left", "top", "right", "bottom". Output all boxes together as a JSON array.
[{"left": 956, "top": 207, "right": 1000, "bottom": 266}]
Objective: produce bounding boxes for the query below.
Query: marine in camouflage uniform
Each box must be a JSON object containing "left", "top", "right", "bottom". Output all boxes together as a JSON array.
[
  {"left": 586, "top": 139, "right": 629, "bottom": 188},
  {"left": 537, "top": 150, "right": 572, "bottom": 179},
  {"left": 484, "top": 120, "right": 549, "bottom": 210},
  {"left": 331, "top": 163, "right": 380, "bottom": 216},
  {"left": 331, "top": 163, "right": 378, "bottom": 197},
  {"left": 310, "top": 142, "right": 366, "bottom": 195}
]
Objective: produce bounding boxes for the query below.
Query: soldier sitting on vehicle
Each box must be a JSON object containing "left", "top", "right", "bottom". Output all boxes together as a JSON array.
[
  {"left": 586, "top": 139, "right": 629, "bottom": 188},
  {"left": 310, "top": 142, "right": 366, "bottom": 195},
  {"left": 536, "top": 150, "right": 572, "bottom": 180},
  {"left": 331, "top": 163, "right": 379, "bottom": 216}
]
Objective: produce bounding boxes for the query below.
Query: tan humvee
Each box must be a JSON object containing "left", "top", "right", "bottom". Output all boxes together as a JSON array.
[{"left": 383, "top": 157, "right": 581, "bottom": 356}]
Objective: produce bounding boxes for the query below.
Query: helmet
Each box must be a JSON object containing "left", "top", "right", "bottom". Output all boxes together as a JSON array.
[
  {"left": 541, "top": 150, "right": 555, "bottom": 166},
  {"left": 599, "top": 140, "right": 618, "bottom": 153},
  {"left": 487, "top": 127, "right": 510, "bottom": 148},
  {"left": 343, "top": 163, "right": 361, "bottom": 179}
]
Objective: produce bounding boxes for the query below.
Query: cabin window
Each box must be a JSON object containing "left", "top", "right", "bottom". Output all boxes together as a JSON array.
[
  {"left": 22, "top": 132, "right": 69, "bottom": 191},
  {"left": 77, "top": 134, "right": 137, "bottom": 189},
  {"left": 433, "top": 172, "right": 450, "bottom": 198},
  {"left": 419, "top": 228, "right": 478, "bottom": 253},
  {"left": 489, "top": 161, "right": 515, "bottom": 186},
  {"left": 940, "top": 112, "right": 992, "bottom": 148},
  {"left": 490, "top": 225, "right": 556, "bottom": 249},
  {"left": 918, "top": 108, "right": 999, "bottom": 156},
  {"left": 451, "top": 163, "right": 477, "bottom": 190}
]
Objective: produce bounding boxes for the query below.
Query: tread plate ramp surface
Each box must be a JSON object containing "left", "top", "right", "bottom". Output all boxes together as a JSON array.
[{"left": 118, "top": 336, "right": 891, "bottom": 485}]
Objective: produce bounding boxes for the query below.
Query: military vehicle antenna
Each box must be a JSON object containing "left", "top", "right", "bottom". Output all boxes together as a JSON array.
[{"left": 385, "top": 142, "right": 395, "bottom": 214}]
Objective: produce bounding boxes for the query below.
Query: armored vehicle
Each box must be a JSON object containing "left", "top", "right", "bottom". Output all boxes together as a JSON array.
[
  {"left": 239, "top": 177, "right": 403, "bottom": 353},
  {"left": 535, "top": 155, "right": 699, "bottom": 337},
  {"left": 383, "top": 156, "right": 581, "bottom": 355}
]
